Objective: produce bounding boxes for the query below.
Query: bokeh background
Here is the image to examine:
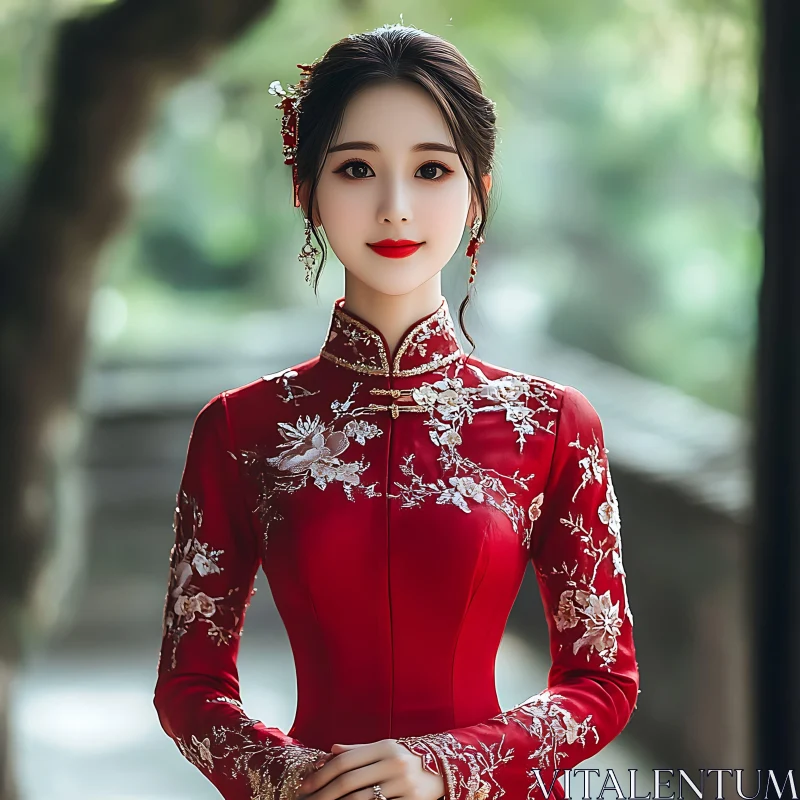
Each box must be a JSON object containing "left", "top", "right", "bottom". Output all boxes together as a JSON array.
[{"left": 0, "top": 0, "right": 762, "bottom": 798}]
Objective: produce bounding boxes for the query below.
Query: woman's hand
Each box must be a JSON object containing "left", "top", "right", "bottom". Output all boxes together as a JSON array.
[{"left": 296, "top": 739, "right": 445, "bottom": 800}]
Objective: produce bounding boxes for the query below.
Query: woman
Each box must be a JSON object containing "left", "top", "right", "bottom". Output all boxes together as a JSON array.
[{"left": 153, "top": 23, "right": 640, "bottom": 800}]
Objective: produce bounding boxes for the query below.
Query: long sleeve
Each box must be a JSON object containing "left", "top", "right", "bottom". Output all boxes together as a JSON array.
[
  {"left": 153, "top": 393, "right": 326, "bottom": 800},
  {"left": 397, "top": 385, "right": 640, "bottom": 800}
]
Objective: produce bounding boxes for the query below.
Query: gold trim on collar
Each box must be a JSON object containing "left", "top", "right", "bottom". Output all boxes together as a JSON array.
[{"left": 319, "top": 297, "right": 463, "bottom": 377}]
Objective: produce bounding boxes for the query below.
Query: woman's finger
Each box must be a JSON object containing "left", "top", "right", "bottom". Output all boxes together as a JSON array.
[
  {"left": 335, "top": 776, "right": 406, "bottom": 800},
  {"left": 301, "top": 761, "right": 393, "bottom": 800}
]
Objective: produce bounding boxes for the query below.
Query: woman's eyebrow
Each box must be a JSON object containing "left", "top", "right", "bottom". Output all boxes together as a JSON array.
[{"left": 327, "top": 141, "right": 458, "bottom": 155}]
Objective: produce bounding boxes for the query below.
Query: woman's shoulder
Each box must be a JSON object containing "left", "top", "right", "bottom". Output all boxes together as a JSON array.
[
  {"left": 464, "top": 352, "right": 565, "bottom": 396},
  {"left": 464, "top": 353, "right": 600, "bottom": 425},
  {"left": 190, "top": 355, "right": 323, "bottom": 435}
]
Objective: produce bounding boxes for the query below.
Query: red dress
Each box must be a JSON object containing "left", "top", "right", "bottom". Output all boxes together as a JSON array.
[{"left": 153, "top": 295, "right": 640, "bottom": 800}]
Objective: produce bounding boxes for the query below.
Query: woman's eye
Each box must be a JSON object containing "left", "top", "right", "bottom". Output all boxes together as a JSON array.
[
  {"left": 334, "top": 160, "right": 453, "bottom": 181},
  {"left": 340, "top": 161, "right": 375, "bottom": 180},
  {"left": 416, "top": 162, "right": 450, "bottom": 180}
]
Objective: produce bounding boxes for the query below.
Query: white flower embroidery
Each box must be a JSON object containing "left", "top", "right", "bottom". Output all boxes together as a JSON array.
[
  {"left": 389, "top": 363, "right": 558, "bottom": 548},
  {"left": 535, "top": 426, "right": 632, "bottom": 669},
  {"left": 400, "top": 692, "right": 600, "bottom": 800},
  {"left": 570, "top": 432, "right": 606, "bottom": 502},
  {"left": 161, "top": 489, "right": 242, "bottom": 671},
  {"left": 246, "top": 362, "right": 558, "bottom": 551},
  {"left": 478, "top": 374, "right": 527, "bottom": 403},
  {"left": 501, "top": 690, "right": 600, "bottom": 775},
  {"left": 411, "top": 384, "right": 439, "bottom": 406},
  {"left": 554, "top": 588, "right": 623, "bottom": 667},
  {"left": 192, "top": 552, "right": 221, "bottom": 577},
  {"left": 191, "top": 734, "right": 215, "bottom": 771},
  {"left": 343, "top": 418, "right": 382, "bottom": 445},
  {"left": 439, "top": 475, "right": 486, "bottom": 513},
  {"left": 174, "top": 591, "right": 217, "bottom": 623},
  {"left": 175, "top": 715, "right": 326, "bottom": 791},
  {"left": 398, "top": 731, "right": 514, "bottom": 800},
  {"left": 598, "top": 473, "right": 633, "bottom": 625},
  {"left": 238, "top": 380, "right": 386, "bottom": 548},
  {"left": 263, "top": 412, "right": 382, "bottom": 492},
  {"left": 528, "top": 492, "right": 544, "bottom": 523},
  {"left": 437, "top": 427, "right": 463, "bottom": 447}
]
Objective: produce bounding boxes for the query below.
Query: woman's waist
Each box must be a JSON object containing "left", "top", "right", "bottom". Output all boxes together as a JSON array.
[{"left": 288, "top": 692, "right": 502, "bottom": 751}]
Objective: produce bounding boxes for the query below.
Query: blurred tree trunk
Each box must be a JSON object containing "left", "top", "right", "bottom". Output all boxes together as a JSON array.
[
  {"left": 0, "top": 0, "right": 274, "bottom": 796},
  {"left": 753, "top": 0, "right": 800, "bottom": 777}
]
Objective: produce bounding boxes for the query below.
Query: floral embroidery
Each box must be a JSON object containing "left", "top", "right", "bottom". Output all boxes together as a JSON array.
[
  {"left": 176, "top": 732, "right": 218, "bottom": 773},
  {"left": 599, "top": 473, "right": 633, "bottom": 625},
  {"left": 265, "top": 414, "right": 382, "bottom": 489},
  {"left": 320, "top": 296, "right": 463, "bottom": 377},
  {"left": 493, "top": 690, "right": 600, "bottom": 786},
  {"left": 537, "top": 427, "right": 630, "bottom": 669},
  {"left": 399, "top": 691, "right": 599, "bottom": 800},
  {"left": 398, "top": 731, "right": 514, "bottom": 800},
  {"left": 242, "top": 302, "right": 561, "bottom": 551},
  {"left": 206, "top": 695, "right": 244, "bottom": 709},
  {"left": 392, "top": 302, "right": 464, "bottom": 375},
  {"left": 388, "top": 362, "right": 557, "bottom": 548},
  {"left": 528, "top": 492, "right": 544, "bottom": 523},
  {"left": 161, "top": 489, "right": 242, "bottom": 671},
  {"left": 265, "top": 367, "right": 320, "bottom": 406},
  {"left": 324, "top": 314, "right": 386, "bottom": 374},
  {"left": 236, "top": 379, "right": 386, "bottom": 548},
  {"left": 554, "top": 588, "right": 623, "bottom": 667},
  {"left": 569, "top": 431, "right": 605, "bottom": 503},
  {"left": 177, "top": 715, "right": 326, "bottom": 799},
  {"left": 415, "top": 368, "right": 556, "bottom": 454}
]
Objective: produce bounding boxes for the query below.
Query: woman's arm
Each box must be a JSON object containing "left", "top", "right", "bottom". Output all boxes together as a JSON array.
[
  {"left": 153, "top": 393, "right": 326, "bottom": 800},
  {"left": 397, "top": 385, "right": 640, "bottom": 800}
]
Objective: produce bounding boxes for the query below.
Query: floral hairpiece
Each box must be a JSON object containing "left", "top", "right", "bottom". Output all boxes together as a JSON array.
[{"left": 268, "top": 63, "right": 315, "bottom": 208}]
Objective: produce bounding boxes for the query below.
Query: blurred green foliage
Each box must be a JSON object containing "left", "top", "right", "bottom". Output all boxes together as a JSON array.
[{"left": 0, "top": 0, "right": 759, "bottom": 414}]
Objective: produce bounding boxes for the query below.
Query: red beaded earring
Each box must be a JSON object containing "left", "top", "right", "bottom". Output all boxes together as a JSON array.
[{"left": 465, "top": 216, "right": 484, "bottom": 286}]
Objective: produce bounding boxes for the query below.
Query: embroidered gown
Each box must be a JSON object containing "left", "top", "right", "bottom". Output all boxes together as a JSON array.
[{"left": 153, "top": 295, "right": 640, "bottom": 800}]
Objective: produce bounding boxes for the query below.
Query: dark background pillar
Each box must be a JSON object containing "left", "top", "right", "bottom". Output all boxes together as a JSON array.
[{"left": 753, "top": 0, "right": 800, "bottom": 776}]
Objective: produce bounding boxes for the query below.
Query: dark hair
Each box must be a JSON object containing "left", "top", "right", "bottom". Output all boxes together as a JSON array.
[{"left": 293, "top": 23, "right": 497, "bottom": 354}]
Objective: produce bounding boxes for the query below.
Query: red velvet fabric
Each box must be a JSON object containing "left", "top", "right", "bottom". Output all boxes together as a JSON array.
[{"left": 153, "top": 295, "right": 640, "bottom": 800}]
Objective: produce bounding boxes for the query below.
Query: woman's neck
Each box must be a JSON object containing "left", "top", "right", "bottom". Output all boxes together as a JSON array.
[{"left": 342, "top": 273, "right": 444, "bottom": 360}]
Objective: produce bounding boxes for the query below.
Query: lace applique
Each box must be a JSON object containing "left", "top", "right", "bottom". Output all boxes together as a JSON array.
[{"left": 161, "top": 489, "right": 243, "bottom": 670}]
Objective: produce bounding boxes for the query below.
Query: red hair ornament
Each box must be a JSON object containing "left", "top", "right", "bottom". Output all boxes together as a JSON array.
[{"left": 268, "top": 63, "right": 315, "bottom": 208}]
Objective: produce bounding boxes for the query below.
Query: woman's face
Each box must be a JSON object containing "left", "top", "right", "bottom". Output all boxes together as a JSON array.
[{"left": 306, "top": 79, "right": 490, "bottom": 296}]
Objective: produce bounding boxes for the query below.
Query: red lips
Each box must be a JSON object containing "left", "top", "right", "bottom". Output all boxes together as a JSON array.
[{"left": 367, "top": 239, "right": 424, "bottom": 259}]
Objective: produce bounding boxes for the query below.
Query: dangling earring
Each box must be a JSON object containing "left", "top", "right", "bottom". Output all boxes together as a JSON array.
[
  {"left": 465, "top": 216, "right": 484, "bottom": 287},
  {"left": 299, "top": 216, "right": 319, "bottom": 285}
]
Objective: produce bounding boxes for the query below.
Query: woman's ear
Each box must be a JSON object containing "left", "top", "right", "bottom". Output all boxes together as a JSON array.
[
  {"left": 296, "top": 180, "right": 308, "bottom": 215},
  {"left": 296, "top": 180, "right": 323, "bottom": 228},
  {"left": 466, "top": 173, "right": 493, "bottom": 229}
]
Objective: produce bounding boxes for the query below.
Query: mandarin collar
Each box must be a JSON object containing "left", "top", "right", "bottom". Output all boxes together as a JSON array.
[{"left": 319, "top": 296, "right": 464, "bottom": 377}]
